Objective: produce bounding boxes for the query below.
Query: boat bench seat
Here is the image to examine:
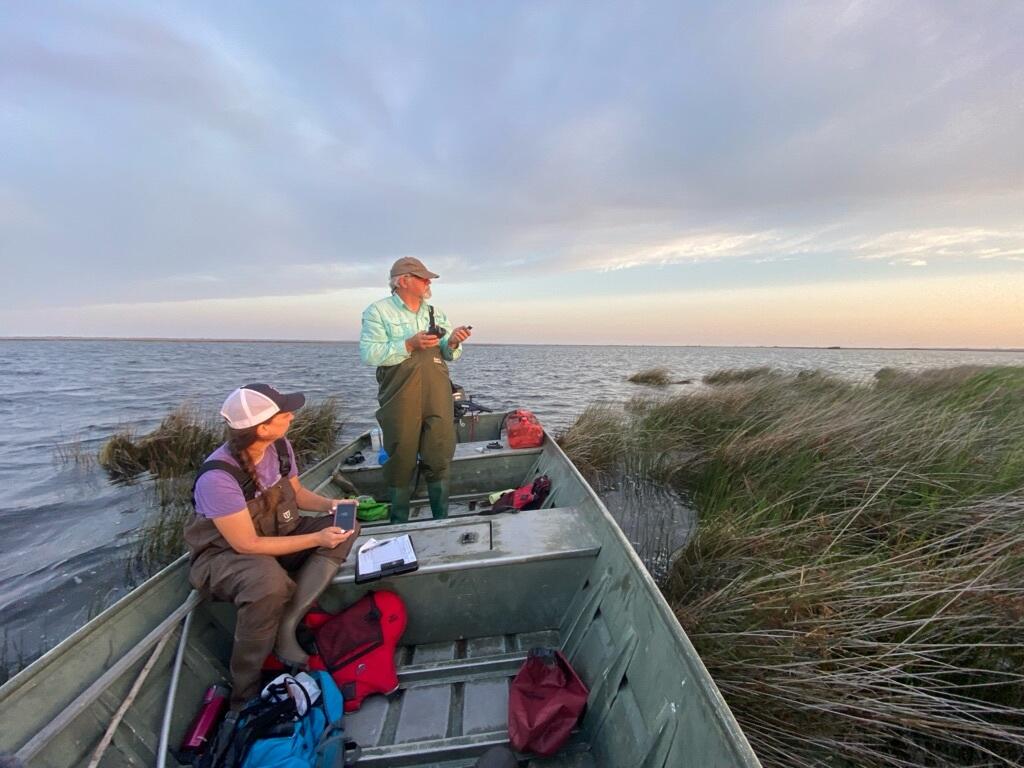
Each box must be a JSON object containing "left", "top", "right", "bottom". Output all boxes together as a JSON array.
[
  {"left": 324, "top": 438, "right": 546, "bottom": 502},
  {"left": 326, "top": 506, "right": 600, "bottom": 645},
  {"left": 331, "top": 506, "right": 601, "bottom": 586}
]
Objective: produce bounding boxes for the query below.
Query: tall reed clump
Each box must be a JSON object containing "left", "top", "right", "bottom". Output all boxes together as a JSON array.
[
  {"left": 562, "top": 365, "right": 1024, "bottom": 768},
  {"left": 105, "top": 398, "right": 343, "bottom": 579},
  {"left": 628, "top": 367, "right": 673, "bottom": 386}
]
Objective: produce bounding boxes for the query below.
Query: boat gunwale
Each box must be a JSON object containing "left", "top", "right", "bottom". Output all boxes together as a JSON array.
[{"left": 539, "top": 433, "right": 762, "bottom": 765}]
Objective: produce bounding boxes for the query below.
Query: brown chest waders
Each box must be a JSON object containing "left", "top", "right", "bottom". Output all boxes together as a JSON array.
[
  {"left": 185, "top": 465, "right": 356, "bottom": 707},
  {"left": 376, "top": 345, "right": 456, "bottom": 521}
]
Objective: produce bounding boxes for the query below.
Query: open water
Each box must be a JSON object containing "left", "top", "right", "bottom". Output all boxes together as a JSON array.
[{"left": 2, "top": 338, "right": 1023, "bottom": 669}]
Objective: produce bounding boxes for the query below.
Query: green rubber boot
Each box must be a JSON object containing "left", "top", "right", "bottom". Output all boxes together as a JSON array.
[
  {"left": 427, "top": 480, "right": 449, "bottom": 519},
  {"left": 389, "top": 485, "right": 411, "bottom": 523},
  {"left": 274, "top": 554, "right": 342, "bottom": 667}
]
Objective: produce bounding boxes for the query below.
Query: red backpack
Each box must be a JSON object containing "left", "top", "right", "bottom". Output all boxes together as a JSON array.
[
  {"left": 503, "top": 410, "right": 544, "bottom": 449},
  {"left": 488, "top": 475, "right": 551, "bottom": 514},
  {"left": 266, "top": 590, "right": 407, "bottom": 712}
]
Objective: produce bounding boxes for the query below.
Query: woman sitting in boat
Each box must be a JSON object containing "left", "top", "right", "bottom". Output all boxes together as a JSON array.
[{"left": 184, "top": 383, "right": 359, "bottom": 709}]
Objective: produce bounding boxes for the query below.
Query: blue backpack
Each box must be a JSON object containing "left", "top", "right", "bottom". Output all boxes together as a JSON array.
[{"left": 206, "top": 671, "right": 358, "bottom": 768}]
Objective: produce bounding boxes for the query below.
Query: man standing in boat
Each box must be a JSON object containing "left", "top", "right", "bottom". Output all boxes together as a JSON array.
[{"left": 360, "top": 257, "right": 472, "bottom": 522}]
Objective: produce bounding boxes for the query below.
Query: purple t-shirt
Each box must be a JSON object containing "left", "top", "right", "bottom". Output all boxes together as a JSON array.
[{"left": 194, "top": 440, "right": 298, "bottom": 519}]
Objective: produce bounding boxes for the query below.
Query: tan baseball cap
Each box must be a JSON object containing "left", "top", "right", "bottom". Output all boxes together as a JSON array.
[{"left": 390, "top": 257, "right": 439, "bottom": 280}]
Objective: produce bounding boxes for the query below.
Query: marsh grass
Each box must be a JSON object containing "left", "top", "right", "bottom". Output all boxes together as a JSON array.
[
  {"left": 106, "top": 398, "right": 343, "bottom": 580},
  {"left": 702, "top": 366, "right": 774, "bottom": 385},
  {"left": 628, "top": 367, "right": 673, "bottom": 386},
  {"left": 97, "top": 398, "right": 343, "bottom": 485},
  {"left": 54, "top": 433, "right": 97, "bottom": 469},
  {"left": 561, "top": 365, "right": 1024, "bottom": 767},
  {"left": 98, "top": 405, "right": 223, "bottom": 483}
]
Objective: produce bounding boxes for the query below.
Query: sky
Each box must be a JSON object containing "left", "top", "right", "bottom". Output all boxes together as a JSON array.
[{"left": 2, "top": 1, "right": 1022, "bottom": 347}]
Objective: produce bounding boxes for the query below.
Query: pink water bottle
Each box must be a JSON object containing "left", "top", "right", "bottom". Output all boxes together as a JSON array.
[{"left": 179, "top": 683, "right": 230, "bottom": 753}]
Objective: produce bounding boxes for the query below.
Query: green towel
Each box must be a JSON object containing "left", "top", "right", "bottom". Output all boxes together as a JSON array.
[{"left": 355, "top": 495, "right": 390, "bottom": 522}]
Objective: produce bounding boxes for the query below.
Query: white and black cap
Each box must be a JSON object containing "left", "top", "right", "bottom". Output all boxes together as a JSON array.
[{"left": 220, "top": 384, "right": 305, "bottom": 430}]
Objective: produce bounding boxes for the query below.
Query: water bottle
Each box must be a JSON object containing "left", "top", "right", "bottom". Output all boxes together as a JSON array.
[
  {"left": 178, "top": 683, "right": 230, "bottom": 754},
  {"left": 370, "top": 427, "right": 382, "bottom": 451}
]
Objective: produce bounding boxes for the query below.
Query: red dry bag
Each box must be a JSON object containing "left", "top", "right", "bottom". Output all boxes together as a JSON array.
[
  {"left": 503, "top": 410, "right": 544, "bottom": 449},
  {"left": 508, "top": 647, "right": 588, "bottom": 757}
]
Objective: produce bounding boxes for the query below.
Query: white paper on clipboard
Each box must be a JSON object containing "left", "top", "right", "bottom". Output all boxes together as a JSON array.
[{"left": 357, "top": 534, "right": 417, "bottom": 579}]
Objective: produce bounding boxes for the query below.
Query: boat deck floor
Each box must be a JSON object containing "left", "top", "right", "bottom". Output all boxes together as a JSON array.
[{"left": 347, "top": 629, "right": 594, "bottom": 768}]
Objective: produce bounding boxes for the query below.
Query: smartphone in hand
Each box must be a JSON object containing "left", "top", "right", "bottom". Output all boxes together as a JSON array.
[{"left": 334, "top": 500, "right": 357, "bottom": 530}]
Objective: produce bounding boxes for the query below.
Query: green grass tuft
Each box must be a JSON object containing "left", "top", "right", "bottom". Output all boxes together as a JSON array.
[
  {"left": 628, "top": 367, "right": 673, "bottom": 386},
  {"left": 703, "top": 366, "right": 774, "bottom": 385}
]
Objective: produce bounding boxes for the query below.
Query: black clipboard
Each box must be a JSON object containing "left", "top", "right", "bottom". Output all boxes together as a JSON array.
[{"left": 355, "top": 534, "right": 419, "bottom": 584}]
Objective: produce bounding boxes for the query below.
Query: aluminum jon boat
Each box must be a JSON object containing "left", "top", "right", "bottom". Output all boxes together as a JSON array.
[{"left": 0, "top": 410, "right": 761, "bottom": 768}]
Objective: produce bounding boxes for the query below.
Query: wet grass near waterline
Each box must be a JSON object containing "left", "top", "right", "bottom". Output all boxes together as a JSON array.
[
  {"left": 627, "top": 366, "right": 692, "bottom": 386},
  {"left": 587, "top": 468, "right": 696, "bottom": 585},
  {"left": 95, "top": 398, "right": 343, "bottom": 484},
  {"left": 628, "top": 367, "right": 673, "bottom": 386},
  {"left": 560, "top": 364, "right": 1024, "bottom": 768}
]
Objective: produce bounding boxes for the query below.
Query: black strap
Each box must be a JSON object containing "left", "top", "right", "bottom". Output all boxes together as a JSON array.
[
  {"left": 273, "top": 438, "right": 292, "bottom": 477},
  {"left": 194, "top": 460, "right": 256, "bottom": 502},
  {"left": 191, "top": 439, "right": 292, "bottom": 506}
]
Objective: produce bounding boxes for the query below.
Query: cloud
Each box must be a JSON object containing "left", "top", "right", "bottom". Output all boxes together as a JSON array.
[
  {"left": 563, "top": 224, "right": 1024, "bottom": 273},
  {"left": 2, "top": 1, "right": 1023, "bottom": 322},
  {"left": 855, "top": 227, "right": 1024, "bottom": 262}
]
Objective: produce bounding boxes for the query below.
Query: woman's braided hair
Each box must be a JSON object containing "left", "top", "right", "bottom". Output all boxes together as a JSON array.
[{"left": 227, "top": 422, "right": 284, "bottom": 513}]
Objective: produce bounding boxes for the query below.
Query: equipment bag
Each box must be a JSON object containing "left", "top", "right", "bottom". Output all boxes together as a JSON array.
[
  {"left": 508, "top": 647, "right": 588, "bottom": 757},
  {"left": 502, "top": 410, "right": 544, "bottom": 449},
  {"left": 204, "top": 670, "right": 357, "bottom": 768},
  {"left": 266, "top": 591, "right": 408, "bottom": 713},
  {"left": 309, "top": 590, "right": 406, "bottom": 712},
  {"left": 489, "top": 475, "right": 551, "bottom": 514}
]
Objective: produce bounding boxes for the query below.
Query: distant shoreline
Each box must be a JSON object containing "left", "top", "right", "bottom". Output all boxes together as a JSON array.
[{"left": 1, "top": 336, "right": 1022, "bottom": 353}]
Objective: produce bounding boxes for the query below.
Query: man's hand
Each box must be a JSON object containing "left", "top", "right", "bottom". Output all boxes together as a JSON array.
[
  {"left": 449, "top": 326, "right": 472, "bottom": 349},
  {"left": 406, "top": 331, "right": 441, "bottom": 352}
]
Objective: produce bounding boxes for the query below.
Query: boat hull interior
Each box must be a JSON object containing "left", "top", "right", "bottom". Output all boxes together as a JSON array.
[{"left": 0, "top": 414, "right": 760, "bottom": 768}]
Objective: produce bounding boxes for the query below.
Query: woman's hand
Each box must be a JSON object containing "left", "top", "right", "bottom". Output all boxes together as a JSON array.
[{"left": 317, "top": 526, "right": 355, "bottom": 549}]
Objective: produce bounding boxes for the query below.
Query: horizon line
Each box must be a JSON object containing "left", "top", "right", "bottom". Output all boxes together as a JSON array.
[{"left": 2, "top": 335, "right": 1022, "bottom": 354}]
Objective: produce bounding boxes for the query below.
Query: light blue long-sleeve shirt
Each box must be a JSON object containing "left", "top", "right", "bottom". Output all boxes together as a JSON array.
[{"left": 360, "top": 294, "right": 463, "bottom": 367}]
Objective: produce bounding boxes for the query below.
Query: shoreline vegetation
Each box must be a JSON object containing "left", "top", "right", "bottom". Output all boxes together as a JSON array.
[{"left": 560, "top": 364, "right": 1024, "bottom": 768}]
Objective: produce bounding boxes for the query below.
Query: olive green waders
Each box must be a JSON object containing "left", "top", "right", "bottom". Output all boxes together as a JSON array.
[
  {"left": 376, "top": 345, "right": 456, "bottom": 521},
  {"left": 186, "top": 471, "right": 354, "bottom": 708}
]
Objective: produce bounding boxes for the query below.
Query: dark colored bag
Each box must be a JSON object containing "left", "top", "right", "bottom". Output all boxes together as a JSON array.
[
  {"left": 508, "top": 647, "right": 588, "bottom": 757},
  {"left": 489, "top": 475, "right": 551, "bottom": 514}
]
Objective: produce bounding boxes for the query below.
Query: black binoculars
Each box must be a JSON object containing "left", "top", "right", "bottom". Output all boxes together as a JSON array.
[{"left": 428, "top": 306, "right": 447, "bottom": 339}]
